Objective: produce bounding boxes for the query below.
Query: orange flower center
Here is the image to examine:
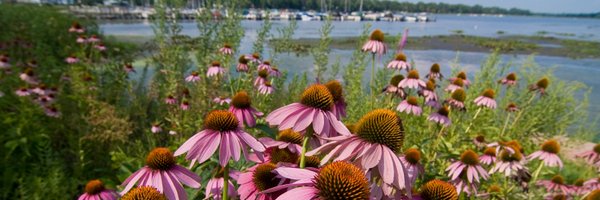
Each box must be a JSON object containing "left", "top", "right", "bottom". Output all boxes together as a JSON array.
[
  {"left": 300, "top": 84, "right": 334, "bottom": 111},
  {"left": 146, "top": 148, "right": 176, "bottom": 171},
  {"left": 315, "top": 162, "right": 370, "bottom": 200},
  {"left": 204, "top": 110, "right": 239, "bottom": 132}
]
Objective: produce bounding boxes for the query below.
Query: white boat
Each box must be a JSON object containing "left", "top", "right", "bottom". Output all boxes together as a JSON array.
[
  {"left": 300, "top": 14, "right": 317, "bottom": 21},
  {"left": 404, "top": 16, "right": 417, "bottom": 22}
]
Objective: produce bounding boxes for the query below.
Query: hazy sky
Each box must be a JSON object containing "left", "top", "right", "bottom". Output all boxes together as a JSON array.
[{"left": 402, "top": 0, "right": 600, "bottom": 13}]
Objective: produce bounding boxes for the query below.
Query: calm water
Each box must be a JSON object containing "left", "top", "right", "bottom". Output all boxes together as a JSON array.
[{"left": 100, "top": 15, "right": 600, "bottom": 120}]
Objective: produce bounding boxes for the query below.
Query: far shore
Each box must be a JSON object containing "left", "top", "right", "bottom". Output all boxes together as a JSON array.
[{"left": 110, "top": 34, "right": 600, "bottom": 59}]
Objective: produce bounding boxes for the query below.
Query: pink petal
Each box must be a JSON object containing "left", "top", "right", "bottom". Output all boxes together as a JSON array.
[
  {"left": 275, "top": 187, "right": 318, "bottom": 200},
  {"left": 361, "top": 144, "right": 382, "bottom": 169},
  {"left": 174, "top": 130, "right": 206, "bottom": 156},
  {"left": 274, "top": 167, "right": 317, "bottom": 180},
  {"left": 237, "top": 131, "right": 266, "bottom": 152}
]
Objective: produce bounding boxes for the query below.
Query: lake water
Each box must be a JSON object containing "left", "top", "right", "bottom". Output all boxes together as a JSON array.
[{"left": 100, "top": 15, "right": 600, "bottom": 121}]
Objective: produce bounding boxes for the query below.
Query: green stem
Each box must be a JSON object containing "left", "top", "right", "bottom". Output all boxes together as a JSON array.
[
  {"left": 510, "top": 93, "right": 536, "bottom": 133},
  {"left": 299, "top": 134, "right": 310, "bottom": 169},
  {"left": 370, "top": 53, "right": 376, "bottom": 108},
  {"left": 222, "top": 165, "right": 229, "bottom": 200},
  {"left": 433, "top": 125, "right": 446, "bottom": 149},
  {"left": 531, "top": 161, "right": 544, "bottom": 184},
  {"left": 500, "top": 113, "right": 511, "bottom": 137},
  {"left": 464, "top": 107, "right": 482, "bottom": 134},
  {"left": 370, "top": 53, "right": 375, "bottom": 94}
]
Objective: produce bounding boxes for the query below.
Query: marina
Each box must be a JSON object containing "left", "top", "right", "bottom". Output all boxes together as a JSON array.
[{"left": 68, "top": 6, "right": 436, "bottom": 22}]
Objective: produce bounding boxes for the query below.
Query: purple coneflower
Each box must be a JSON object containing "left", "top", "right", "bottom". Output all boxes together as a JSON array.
[
  {"left": 264, "top": 161, "right": 370, "bottom": 200},
  {"left": 219, "top": 43, "right": 233, "bottom": 55},
  {"left": 254, "top": 69, "right": 269, "bottom": 87},
  {"left": 265, "top": 84, "right": 350, "bottom": 138},
  {"left": 78, "top": 179, "right": 118, "bottom": 200},
  {"left": 428, "top": 105, "right": 451, "bottom": 126},
  {"left": 238, "top": 163, "right": 286, "bottom": 200},
  {"left": 0, "top": 55, "right": 10, "bottom": 69},
  {"left": 269, "top": 67, "right": 282, "bottom": 77},
  {"left": 479, "top": 147, "right": 497, "bottom": 165},
  {"left": 185, "top": 71, "right": 201, "bottom": 83},
  {"left": 474, "top": 89, "right": 497, "bottom": 109},
  {"left": 426, "top": 63, "right": 444, "bottom": 80},
  {"left": 120, "top": 148, "right": 201, "bottom": 199},
  {"left": 165, "top": 95, "right": 177, "bottom": 105},
  {"left": 124, "top": 63, "right": 135, "bottom": 73},
  {"left": 20, "top": 68, "right": 38, "bottom": 84},
  {"left": 528, "top": 139, "right": 563, "bottom": 168},
  {"left": 88, "top": 35, "right": 101, "bottom": 43},
  {"left": 207, "top": 61, "right": 225, "bottom": 77},
  {"left": 76, "top": 35, "right": 87, "bottom": 43},
  {"left": 488, "top": 140, "right": 523, "bottom": 155},
  {"left": 45, "top": 106, "right": 61, "bottom": 117},
  {"left": 398, "top": 69, "right": 426, "bottom": 89},
  {"left": 362, "top": 29, "right": 387, "bottom": 55},
  {"left": 324, "top": 80, "right": 347, "bottom": 119},
  {"left": 258, "top": 60, "right": 272, "bottom": 71},
  {"left": 489, "top": 150, "right": 525, "bottom": 176},
  {"left": 205, "top": 167, "right": 238, "bottom": 199},
  {"left": 537, "top": 175, "right": 572, "bottom": 194},
  {"left": 401, "top": 148, "right": 424, "bottom": 185},
  {"left": 447, "top": 150, "right": 490, "bottom": 186},
  {"left": 570, "top": 178, "right": 587, "bottom": 196},
  {"left": 506, "top": 102, "right": 519, "bottom": 112},
  {"left": 449, "top": 71, "right": 471, "bottom": 87},
  {"left": 69, "top": 22, "right": 85, "bottom": 33},
  {"left": 213, "top": 96, "right": 231, "bottom": 105},
  {"left": 32, "top": 85, "right": 47, "bottom": 95},
  {"left": 387, "top": 53, "right": 411, "bottom": 71},
  {"left": 499, "top": 72, "right": 517, "bottom": 86},
  {"left": 150, "top": 123, "right": 162, "bottom": 133},
  {"left": 175, "top": 110, "right": 266, "bottom": 166},
  {"left": 473, "top": 135, "right": 487, "bottom": 148},
  {"left": 15, "top": 87, "right": 30, "bottom": 96},
  {"left": 447, "top": 89, "right": 466, "bottom": 110},
  {"left": 121, "top": 186, "right": 166, "bottom": 200},
  {"left": 229, "top": 91, "right": 264, "bottom": 127},
  {"left": 420, "top": 80, "right": 439, "bottom": 108},
  {"left": 94, "top": 43, "right": 106, "bottom": 51},
  {"left": 529, "top": 77, "right": 550, "bottom": 95},
  {"left": 246, "top": 53, "right": 261, "bottom": 64},
  {"left": 577, "top": 143, "right": 600, "bottom": 165},
  {"left": 382, "top": 75, "right": 406, "bottom": 98},
  {"left": 307, "top": 109, "right": 410, "bottom": 194},
  {"left": 180, "top": 101, "right": 189, "bottom": 110},
  {"left": 418, "top": 179, "right": 459, "bottom": 200},
  {"left": 237, "top": 55, "right": 249, "bottom": 72},
  {"left": 584, "top": 177, "right": 600, "bottom": 191},
  {"left": 65, "top": 55, "right": 79, "bottom": 64},
  {"left": 397, "top": 96, "right": 422, "bottom": 116},
  {"left": 445, "top": 78, "right": 464, "bottom": 93},
  {"left": 258, "top": 82, "right": 274, "bottom": 95},
  {"left": 259, "top": 129, "right": 303, "bottom": 154}
]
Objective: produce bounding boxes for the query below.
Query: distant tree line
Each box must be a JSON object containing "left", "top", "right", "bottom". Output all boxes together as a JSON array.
[{"left": 239, "top": 0, "right": 532, "bottom": 15}]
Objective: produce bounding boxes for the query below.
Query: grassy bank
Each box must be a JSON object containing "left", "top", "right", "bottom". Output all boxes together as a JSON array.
[{"left": 276, "top": 34, "right": 600, "bottom": 59}]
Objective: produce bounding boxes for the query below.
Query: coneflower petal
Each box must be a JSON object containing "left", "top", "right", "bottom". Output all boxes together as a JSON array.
[
  {"left": 171, "top": 166, "right": 201, "bottom": 188},
  {"left": 275, "top": 187, "right": 318, "bottom": 200},
  {"left": 362, "top": 145, "right": 382, "bottom": 169},
  {"left": 237, "top": 131, "right": 266, "bottom": 152},
  {"left": 174, "top": 130, "right": 206, "bottom": 156}
]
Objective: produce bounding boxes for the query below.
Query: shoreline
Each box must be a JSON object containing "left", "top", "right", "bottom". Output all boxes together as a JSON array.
[
  {"left": 280, "top": 35, "right": 600, "bottom": 59},
  {"left": 109, "top": 34, "right": 600, "bottom": 59}
]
